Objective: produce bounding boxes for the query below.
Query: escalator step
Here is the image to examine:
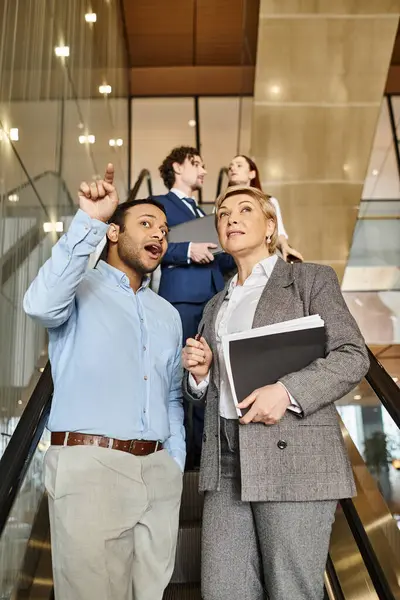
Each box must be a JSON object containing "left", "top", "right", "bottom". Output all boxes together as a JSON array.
[
  {"left": 163, "top": 583, "right": 201, "bottom": 599},
  {"left": 180, "top": 470, "right": 203, "bottom": 522},
  {"left": 171, "top": 521, "right": 201, "bottom": 584}
]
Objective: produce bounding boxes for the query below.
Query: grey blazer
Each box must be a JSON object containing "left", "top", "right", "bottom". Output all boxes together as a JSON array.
[{"left": 183, "top": 257, "right": 369, "bottom": 502}]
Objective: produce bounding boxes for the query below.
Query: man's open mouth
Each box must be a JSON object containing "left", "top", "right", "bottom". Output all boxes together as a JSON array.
[{"left": 144, "top": 243, "right": 162, "bottom": 259}]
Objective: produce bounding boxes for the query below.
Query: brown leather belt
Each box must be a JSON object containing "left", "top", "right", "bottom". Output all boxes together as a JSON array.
[{"left": 50, "top": 432, "right": 163, "bottom": 456}]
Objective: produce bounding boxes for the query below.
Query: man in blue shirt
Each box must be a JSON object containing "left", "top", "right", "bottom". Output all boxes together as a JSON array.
[{"left": 24, "top": 164, "right": 185, "bottom": 600}]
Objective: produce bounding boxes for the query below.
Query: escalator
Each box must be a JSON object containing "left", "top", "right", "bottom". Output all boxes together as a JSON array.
[
  {"left": 1, "top": 172, "right": 400, "bottom": 599},
  {"left": 1, "top": 349, "right": 399, "bottom": 599}
]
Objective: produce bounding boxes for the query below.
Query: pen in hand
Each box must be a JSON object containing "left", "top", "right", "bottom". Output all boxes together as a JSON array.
[{"left": 195, "top": 323, "right": 205, "bottom": 342}]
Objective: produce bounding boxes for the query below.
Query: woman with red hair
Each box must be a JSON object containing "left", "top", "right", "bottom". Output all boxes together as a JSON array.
[{"left": 228, "top": 155, "right": 303, "bottom": 262}]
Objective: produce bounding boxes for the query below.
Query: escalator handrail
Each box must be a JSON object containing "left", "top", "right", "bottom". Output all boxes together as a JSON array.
[
  {"left": 0, "top": 363, "right": 53, "bottom": 536},
  {"left": 128, "top": 169, "right": 153, "bottom": 200},
  {"left": 216, "top": 166, "right": 229, "bottom": 197},
  {"left": 0, "top": 169, "right": 153, "bottom": 536},
  {"left": 366, "top": 347, "right": 400, "bottom": 430},
  {"left": 5, "top": 169, "right": 74, "bottom": 208}
]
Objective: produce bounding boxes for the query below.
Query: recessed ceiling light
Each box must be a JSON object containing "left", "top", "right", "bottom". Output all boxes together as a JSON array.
[
  {"left": 270, "top": 85, "right": 281, "bottom": 95},
  {"left": 10, "top": 128, "right": 19, "bottom": 141},
  {"left": 353, "top": 394, "right": 362, "bottom": 401},
  {"left": 8, "top": 194, "right": 19, "bottom": 202},
  {"left": 109, "top": 139, "right": 116, "bottom": 147},
  {"left": 17, "top": 400, "right": 23, "bottom": 405},
  {"left": 85, "top": 13, "right": 97, "bottom": 22},
  {"left": 393, "top": 377, "right": 398, "bottom": 383},
  {"left": 99, "top": 84, "right": 112, "bottom": 94},
  {"left": 55, "top": 46, "right": 70, "bottom": 57},
  {"left": 372, "top": 169, "right": 379, "bottom": 176},
  {"left": 116, "top": 138, "right": 123, "bottom": 146},
  {"left": 188, "top": 119, "right": 196, "bottom": 127},
  {"left": 43, "top": 222, "right": 64, "bottom": 233},
  {"left": 79, "top": 134, "right": 95, "bottom": 144},
  {"left": 343, "top": 163, "right": 350, "bottom": 172}
]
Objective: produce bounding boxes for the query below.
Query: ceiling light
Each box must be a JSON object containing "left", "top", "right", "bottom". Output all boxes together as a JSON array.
[
  {"left": 99, "top": 84, "right": 112, "bottom": 94},
  {"left": 55, "top": 46, "right": 70, "bottom": 57},
  {"left": 116, "top": 138, "right": 123, "bottom": 146},
  {"left": 79, "top": 134, "right": 95, "bottom": 144},
  {"left": 270, "top": 84, "right": 281, "bottom": 95},
  {"left": 85, "top": 13, "right": 97, "bottom": 22},
  {"left": 393, "top": 377, "right": 398, "bottom": 383},
  {"left": 38, "top": 367, "right": 44, "bottom": 373},
  {"left": 17, "top": 400, "right": 23, "bottom": 405},
  {"left": 372, "top": 169, "right": 379, "bottom": 176},
  {"left": 8, "top": 194, "right": 19, "bottom": 202},
  {"left": 343, "top": 163, "right": 350, "bottom": 172},
  {"left": 188, "top": 119, "right": 196, "bottom": 127},
  {"left": 77, "top": 122, "right": 84, "bottom": 129},
  {"left": 353, "top": 394, "right": 362, "bottom": 401},
  {"left": 10, "top": 128, "right": 19, "bottom": 141},
  {"left": 109, "top": 139, "right": 116, "bottom": 147},
  {"left": 43, "top": 222, "right": 64, "bottom": 233}
]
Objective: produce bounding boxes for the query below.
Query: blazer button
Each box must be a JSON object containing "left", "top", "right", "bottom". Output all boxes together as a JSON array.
[
  {"left": 277, "top": 440, "right": 287, "bottom": 450},
  {"left": 203, "top": 433, "right": 207, "bottom": 443}
]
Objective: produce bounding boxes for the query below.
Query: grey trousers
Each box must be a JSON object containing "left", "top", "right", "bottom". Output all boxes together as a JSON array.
[
  {"left": 201, "top": 419, "right": 337, "bottom": 600},
  {"left": 45, "top": 445, "right": 183, "bottom": 600}
]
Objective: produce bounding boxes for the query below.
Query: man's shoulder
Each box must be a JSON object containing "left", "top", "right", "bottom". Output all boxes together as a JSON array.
[{"left": 153, "top": 191, "right": 175, "bottom": 205}]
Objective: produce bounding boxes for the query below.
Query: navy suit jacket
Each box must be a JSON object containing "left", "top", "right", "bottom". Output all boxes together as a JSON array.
[{"left": 153, "top": 191, "right": 235, "bottom": 304}]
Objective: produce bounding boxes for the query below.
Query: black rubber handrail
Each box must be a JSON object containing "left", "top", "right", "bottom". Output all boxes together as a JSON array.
[
  {"left": 216, "top": 166, "right": 229, "bottom": 197},
  {"left": 128, "top": 169, "right": 153, "bottom": 200},
  {"left": 325, "top": 554, "right": 345, "bottom": 600},
  {"left": 5, "top": 170, "right": 74, "bottom": 208},
  {"left": 0, "top": 362, "right": 53, "bottom": 536}
]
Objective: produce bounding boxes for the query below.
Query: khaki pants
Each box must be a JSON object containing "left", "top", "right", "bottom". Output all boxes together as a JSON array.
[{"left": 44, "top": 445, "right": 183, "bottom": 600}]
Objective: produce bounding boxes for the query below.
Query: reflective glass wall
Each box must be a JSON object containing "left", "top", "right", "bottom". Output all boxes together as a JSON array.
[
  {"left": 0, "top": 2, "right": 128, "bottom": 593},
  {"left": 131, "top": 96, "right": 253, "bottom": 203}
]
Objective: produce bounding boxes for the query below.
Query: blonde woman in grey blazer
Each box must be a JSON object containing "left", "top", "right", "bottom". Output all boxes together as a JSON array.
[{"left": 182, "top": 185, "right": 369, "bottom": 600}]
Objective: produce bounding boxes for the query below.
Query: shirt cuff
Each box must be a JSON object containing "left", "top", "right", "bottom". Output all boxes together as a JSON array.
[
  {"left": 187, "top": 242, "right": 192, "bottom": 264},
  {"left": 188, "top": 372, "right": 209, "bottom": 394},
  {"left": 66, "top": 209, "right": 109, "bottom": 251},
  {"left": 277, "top": 381, "right": 302, "bottom": 414}
]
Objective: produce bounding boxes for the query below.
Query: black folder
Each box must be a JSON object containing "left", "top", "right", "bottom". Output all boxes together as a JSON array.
[{"left": 228, "top": 326, "right": 326, "bottom": 415}]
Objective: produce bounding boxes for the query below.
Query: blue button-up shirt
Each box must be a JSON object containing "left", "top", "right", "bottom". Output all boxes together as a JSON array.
[{"left": 24, "top": 209, "right": 186, "bottom": 470}]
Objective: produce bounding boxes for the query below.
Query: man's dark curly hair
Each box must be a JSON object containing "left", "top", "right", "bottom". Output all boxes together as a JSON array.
[{"left": 159, "top": 146, "right": 200, "bottom": 190}]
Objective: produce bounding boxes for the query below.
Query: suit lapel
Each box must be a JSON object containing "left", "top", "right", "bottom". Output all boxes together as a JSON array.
[
  {"left": 252, "top": 257, "right": 295, "bottom": 328},
  {"left": 167, "top": 191, "right": 197, "bottom": 221}
]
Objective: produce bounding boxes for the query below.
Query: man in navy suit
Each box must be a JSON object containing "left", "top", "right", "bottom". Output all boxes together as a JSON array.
[
  {"left": 155, "top": 146, "right": 234, "bottom": 343},
  {"left": 154, "top": 146, "right": 235, "bottom": 466}
]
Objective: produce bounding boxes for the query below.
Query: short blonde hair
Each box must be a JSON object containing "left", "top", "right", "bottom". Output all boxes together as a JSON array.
[{"left": 215, "top": 185, "right": 278, "bottom": 254}]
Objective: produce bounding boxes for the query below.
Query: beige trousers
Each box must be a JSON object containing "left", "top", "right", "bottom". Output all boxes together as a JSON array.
[{"left": 44, "top": 445, "right": 183, "bottom": 600}]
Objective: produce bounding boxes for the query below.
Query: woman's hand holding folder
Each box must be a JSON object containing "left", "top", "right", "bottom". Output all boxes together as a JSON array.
[
  {"left": 182, "top": 336, "right": 213, "bottom": 384},
  {"left": 237, "top": 383, "right": 291, "bottom": 426}
]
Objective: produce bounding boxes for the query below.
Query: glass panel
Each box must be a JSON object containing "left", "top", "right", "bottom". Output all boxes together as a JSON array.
[
  {"left": 336, "top": 386, "right": 400, "bottom": 524},
  {"left": 362, "top": 100, "right": 400, "bottom": 200},
  {"left": 335, "top": 384, "right": 400, "bottom": 597},
  {"left": 131, "top": 98, "right": 196, "bottom": 197},
  {"left": 0, "top": 430, "right": 50, "bottom": 599}
]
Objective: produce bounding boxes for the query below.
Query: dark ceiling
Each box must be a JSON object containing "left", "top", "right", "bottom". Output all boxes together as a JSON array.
[{"left": 120, "top": 0, "right": 260, "bottom": 96}]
